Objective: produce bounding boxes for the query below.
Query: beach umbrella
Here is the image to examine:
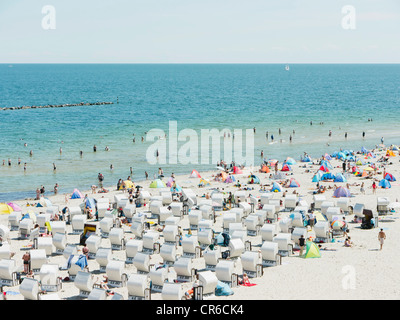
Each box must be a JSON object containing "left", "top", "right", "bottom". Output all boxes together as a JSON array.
[
  {"left": 333, "top": 186, "right": 351, "bottom": 198},
  {"left": 7, "top": 202, "right": 21, "bottom": 212},
  {"left": 331, "top": 220, "right": 345, "bottom": 228},
  {"left": 150, "top": 179, "right": 167, "bottom": 188},
  {"left": 0, "top": 203, "right": 14, "bottom": 215}
]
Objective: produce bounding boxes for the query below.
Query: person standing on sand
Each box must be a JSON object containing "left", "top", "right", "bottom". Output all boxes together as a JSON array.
[
  {"left": 298, "top": 235, "right": 306, "bottom": 256},
  {"left": 378, "top": 229, "right": 386, "bottom": 250},
  {"left": 372, "top": 181, "right": 377, "bottom": 194}
]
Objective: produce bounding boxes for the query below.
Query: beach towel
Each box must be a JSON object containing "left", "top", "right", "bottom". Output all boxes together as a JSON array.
[
  {"left": 75, "top": 254, "right": 88, "bottom": 270},
  {"left": 240, "top": 282, "right": 257, "bottom": 287}
]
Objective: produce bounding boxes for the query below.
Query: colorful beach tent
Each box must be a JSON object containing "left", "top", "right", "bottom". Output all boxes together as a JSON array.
[
  {"left": 271, "top": 182, "right": 282, "bottom": 192},
  {"left": 288, "top": 178, "right": 300, "bottom": 187},
  {"left": 312, "top": 172, "right": 323, "bottom": 182},
  {"left": 150, "top": 179, "right": 167, "bottom": 188},
  {"left": 281, "top": 164, "right": 291, "bottom": 172},
  {"left": 190, "top": 170, "right": 201, "bottom": 178},
  {"left": 285, "top": 157, "right": 297, "bottom": 165},
  {"left": 323, "top": 153, "right": 332, "bottom": 160},
  {"left": 123, "top": 180, "right": 134, "bottom": 189},
  {"left": 171, "top": 183, "right": 182, "bottom": 193},
  {"left": 71, "top": 188, "right": 83, "bottom": 199},
  {"left": 248, "top": 175, "right": 260, "bottom": 184},
  {"left": 303, "top": 241, "right": 321, "bottom": 259},
  {"left": 233, "top": 166, "right": 243, "bottom": 174},
  {"left": 166, "top": 177, "right": 174, "bottom": 187},
  {"left": 318, "top": 164, "right": 329, "bottom": 172},
  {"left": 333, "top": 186, "right": 351, "bottom": 198},
  {"left": 36, "top": 198, "right": 52, "bottom": 207},
  {"left": 0, "top": 203, "right": 13, "bottom": 215},
  {"left": 321, "top": 173, "right": 335, "bottom": 181},
  {"left": 199, "top": 178, "right": 211, "bottom": 186},
  {"left": 260, "top": 164, "right": 270, "bottom": 173},
  {"left": 379, "top": 179, "right": 391, "bottom": 189},
  {"left": 384, "top": 173, "right": 396, "bottom": 181},
  {"left": 355, "top": 159, "right": 365, "bottom": 166},
  {"left": 302, "top": 156, "right": 312, "bottom": 162},
  {"left": 386, "top": 150, "right": 395, "bottom": 157},
  {"left": 320, "top": 160, "right": 333, "bottom": 169},
  {"left": 361, "top": 147, "right": 368, "bottom": 154},
  {"left": 334, "top": 173, "right": 347, "bottom": 183},
  {"left": 85, "top": 197, "right": 96, "bottom": 209},
  {"left": 7, "top": 202, "right": 21, "bottom": 212},
  {"left": 224, "top": 175, "right": 236, "bottom": 183}
]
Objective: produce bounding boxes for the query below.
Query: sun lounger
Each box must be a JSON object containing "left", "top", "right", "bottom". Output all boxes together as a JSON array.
[
  {"left": 188, "top": 209, "right": 202, "bottom": 230},
  {"left": 200, "top": 204, "right": 214, "bottom": 220},
  {"left": 174, "top": 257, "right": 196, "bottom": 282},
  {"left": 229, "top": 207, "right": 244, "bottom": 222},
  {"left": 198, "top": 229, "right": 213, "bottom": 249},
  {"left": 87, "top": 287, "right": 107, "bottom": 300},
  {"left": 39, "top": 264, "right": 62, "bottom": 292},
  {"left": 163, "top": 224, "right": 179, "bottom": 245},
  {"left": 222, "top": 212, "right": 236, "bottom": 233},
  {"left": 196, "top": 270, "right": 218, "bottom": 299},
  {"left": 125, "top": 239, "right": 143, "bottom": 264},
  {"left": 96, "top": 202, "right": 109, "bottom": 220},
  {"left": 0, "top": 243, "right": 12, "bottom": 260},
  {"left": 170, "top": 202, "right": 183, "bottom": 218},
  {"left": 0, "top": 259, "right": 19, "bottom": 287},
  {"left": 160, "top": 243, "right": 178, "bottom": 266},
  {"left": 234, "top": 191, "right": 246, "bottom": 203},
  {"left": 114, "top": 194, "right": 129, "bottom": 209},
  {"left": 314, "top": 221, "right": 332, "bottom": 243},
  {"left": 99, "top": 217, "right": 114, "bottom": 238},
  {"left": 273, "top": 233, "right": 294, "bottom": 257},
  {"left": 142, "top": 231, "right": 160, "bottom": 255},
  {"left": 161, "top": 282, "right": 184, "bottom": 300},
  {"left": 95, "top": 247, "right": 112, "bottom": 272},
  {"left": 86, "top": 234, "right": 102, "bottom": 259},
  {"left": 130, "top": 221, "right": 144, "bottom": 239},
  {"left": 244, "top": 215, "right": 260, "bottom": 236},
  {"left": 127, "top": 273, "right": 151, "bottom": 300},
  {"left": 262, "top": 204, "right": 278, "bottom": 222},
  {"left": 74, "top": 270, "right": 94, "bottom": 298},
  {"left": 37, "top": 237, "right": 54, "bottom": 256},
  {"left": 71, "top": 214, "right": 86, "bottom": 234},
  {"left": 182, "top": 188, "right": 197, "bottom": 206},
  {"left": 260, "top": 193, "right": 273, "bottom": 205},
  {"left": 260, "top": 241, "right": 281, "bottom": 267},
  {"left": 203, "top": 247, "right": 221, "bottom": 271},
  {"left": 284, "top": 194, "right": 298, "bottom": 211},
  {"left": 241, "top": 251, "right": 263, "bottom": 278},
  {"left": 313, "top": 195, "right": 326, "bottom": 210},
  {"left": 377, "top": 197, "right": 390, "bottom": 215},
  {"left": 182, "top": 235, "right": 201, "bottom": 259},
  {"left": 19, "top": 277, "right": 40, "bottom": 300},
  {"left": 215, "top": 260, "right": 239, "bottom": 288},
  {"left": 123, "top": 204, "right": 136, "bottom": 222},
  {"left": 19, "top": 218, "right": 33, "bottom": 239},
  {"left": 106, "top": 260, "right": 128, "bottom": 287},
  {"left": 336, "top": 198, "right": 350, "bottom": 214},
  {"left": 161, "top": 191, "right": 172, "bottom": 206},
  {"left": 30, "top": 249, "right": 48, "bottom": 272},
  {"left": 8, "top": 211, "right": 22, "bottom": 231},
  {"left": 353, "top": 203, "right": 365, "bottom": 217},
  {"left": 150, "top": 200, "right": 163, "bottom": 217},
  {"left": 260, "top": 223, "right": 279, "bottom": 242},
  {"left": 133, "top": 252, "right": 151, "bottom": 274},
  {"left": 149, "top": 266, "right": 168, "bottom": 292},
  {"left": 139, "top": 190, "right": 151, "bottom": 205},
  {"left": 109, "top": 228, "right": 125, "bottom": 250},
  {"left": 291, "top": 227, "right": 307, "bottom": 249}
]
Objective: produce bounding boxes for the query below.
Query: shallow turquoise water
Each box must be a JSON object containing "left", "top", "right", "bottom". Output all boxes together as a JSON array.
[{"left": 0, "top": 64, "right": 399, "bottom": 201}]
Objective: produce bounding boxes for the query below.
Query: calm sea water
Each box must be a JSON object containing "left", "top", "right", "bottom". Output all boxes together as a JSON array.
[{"left": 0, "top": 64, "right": 399, "bottom": 201}]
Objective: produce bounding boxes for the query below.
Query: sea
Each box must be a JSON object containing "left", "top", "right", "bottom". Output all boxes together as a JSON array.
[{"left": 0, "top": 64, "right": 399, "bottom": 201}]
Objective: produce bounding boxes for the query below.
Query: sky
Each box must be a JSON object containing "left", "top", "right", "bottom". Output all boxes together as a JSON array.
[{"left": 0, "top": 0, "right": 399, "bottom": 63}]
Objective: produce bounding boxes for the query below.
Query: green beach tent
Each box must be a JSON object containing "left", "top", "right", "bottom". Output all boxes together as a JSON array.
[
  {"left": 304, "top": 241, "right": 321, "bottom": 258},
  {"left": 150, "top": 179, "right": 167, "bottom": 188}
]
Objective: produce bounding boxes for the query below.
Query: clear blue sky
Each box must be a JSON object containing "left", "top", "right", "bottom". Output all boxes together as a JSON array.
[{"left": 0, "top": 0, "right": 399, "bottom": 63}]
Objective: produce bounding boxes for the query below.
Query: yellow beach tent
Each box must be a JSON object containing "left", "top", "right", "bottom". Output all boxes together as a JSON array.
[
  {"left": 0, "top": 203, "right": 14, "bottom": 215},
  {"left": 304, "top": 241, "right": 321, "bottom": 258}
]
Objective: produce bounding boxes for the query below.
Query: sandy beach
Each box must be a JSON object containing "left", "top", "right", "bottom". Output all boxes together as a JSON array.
[{"left": 1, "top": 145, "right": 399, "bottom": 300}]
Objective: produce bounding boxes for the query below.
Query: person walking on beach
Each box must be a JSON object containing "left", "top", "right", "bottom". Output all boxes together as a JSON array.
[
  {"left": 372, "top": 181, "right": 377, "bottom": 194},
  {"left": 22, "top": 251, "right": 31, "bottom": 274},
  {"left": 378, "top": 229, "right": 386, "bottom": 250},
  {"left": 298, "top": 235, "right": 306, "bottom": 257},
  {"left": 98, "top": 173, "right": 104, "bottom": 188},
  {"left": 381, "top": 137, "right": 384, "bottom": 145},
  {"left": 145, "top": 171, "right": 148, "bottom": 180}
]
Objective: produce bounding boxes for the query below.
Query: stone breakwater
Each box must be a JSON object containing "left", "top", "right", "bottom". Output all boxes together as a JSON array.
[{"left": 0, "top": 101, "right": 114, "bottom": 111}]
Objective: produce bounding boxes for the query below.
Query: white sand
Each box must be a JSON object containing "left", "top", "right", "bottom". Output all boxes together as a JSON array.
[{"left": 1, "top": 147, "right": 400, "bottom": 300}]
